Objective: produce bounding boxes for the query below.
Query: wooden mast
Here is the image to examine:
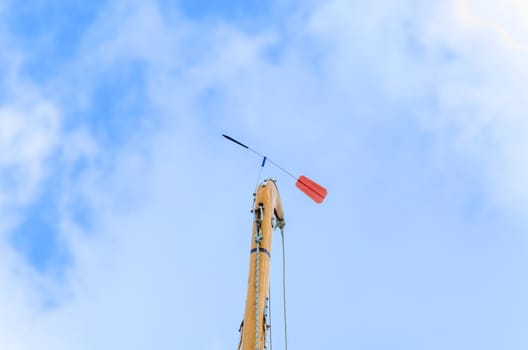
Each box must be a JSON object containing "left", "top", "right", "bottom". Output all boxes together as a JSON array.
[{"left": 238, "top": 179, "right": 285, "bottom": 350}]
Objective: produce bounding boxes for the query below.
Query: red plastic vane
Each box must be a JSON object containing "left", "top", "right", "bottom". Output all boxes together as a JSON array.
[{"left": 295, "top": 175, "right": 327, "bottom": 204}]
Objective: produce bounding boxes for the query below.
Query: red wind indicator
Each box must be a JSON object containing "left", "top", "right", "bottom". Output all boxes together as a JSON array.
[
  {"left": 296, "top": 175, "right": 327, "bottom": 204},
  {"left": 223, "top": 134, "right": 328, "bottom": 204}
]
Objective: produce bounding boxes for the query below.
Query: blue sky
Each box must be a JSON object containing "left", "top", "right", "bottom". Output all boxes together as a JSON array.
[{"left": 1, "top": 0, "right": 528, "bottom": 349}]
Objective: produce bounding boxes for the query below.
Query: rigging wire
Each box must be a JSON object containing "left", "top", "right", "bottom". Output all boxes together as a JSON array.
[{"left": 280, "top": 227, "right": 288, "bottom": 350}]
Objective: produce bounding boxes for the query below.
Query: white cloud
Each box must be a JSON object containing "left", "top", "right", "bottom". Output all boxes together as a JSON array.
[
  {"left": 0, "top": 103, "right": 59, "bottom": 209},
  {"left": 305, "top": 0, "right": 528, "bottom": 216},
  {"left": 0, "top": 57, "right": 64, "bottom": 350}
]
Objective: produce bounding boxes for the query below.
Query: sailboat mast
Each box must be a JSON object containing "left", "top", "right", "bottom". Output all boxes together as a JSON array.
[{"left": 238, "top": 179, "right": 285, "bottom": 350}]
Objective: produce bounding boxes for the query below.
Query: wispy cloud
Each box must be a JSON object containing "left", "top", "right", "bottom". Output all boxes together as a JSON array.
[{"left": 306, "top": 0, "right": 528, "bottom": 215}]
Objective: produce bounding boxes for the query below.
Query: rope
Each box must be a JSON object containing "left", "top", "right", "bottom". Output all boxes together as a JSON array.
[{"left": 280, "top": 227, "right": 288, "bottom": 350}]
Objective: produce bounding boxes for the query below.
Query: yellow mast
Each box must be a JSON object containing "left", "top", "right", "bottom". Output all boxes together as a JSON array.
[{"left": 238, "top": 179, "right": 285, "bottom": 350}]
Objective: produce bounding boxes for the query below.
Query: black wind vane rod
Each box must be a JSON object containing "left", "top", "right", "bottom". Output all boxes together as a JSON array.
[{"left": 222, "top": 134, "right": 327, "bottom": 204}]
